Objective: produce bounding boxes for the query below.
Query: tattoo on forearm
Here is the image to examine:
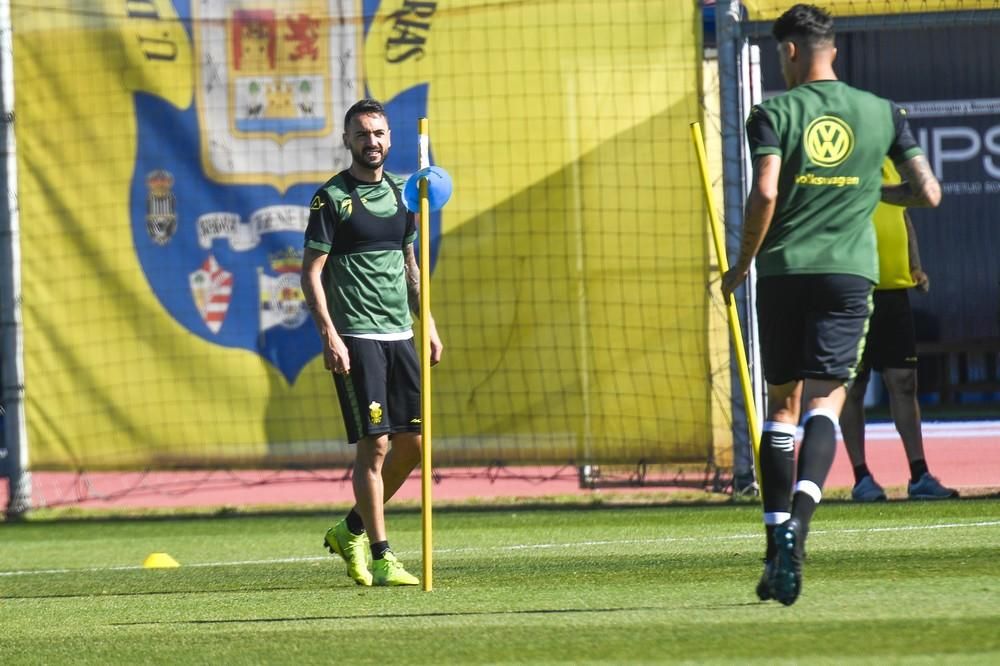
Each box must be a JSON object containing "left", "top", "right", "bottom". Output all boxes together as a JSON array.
[
  {"left": 884, "top": 157, "right": 941, "bottom": 207},
  {"left": 404, "top": 247, "right": 421, "bottom": 314},
  {"left": 737, "top": 198, "right": 774, "bottom": 268},
  {"left": 740, "top": 227, "right": 763, "bottom": 265},
  {"left": 302, "top": 285, "right": 318, "bottom": 312}
]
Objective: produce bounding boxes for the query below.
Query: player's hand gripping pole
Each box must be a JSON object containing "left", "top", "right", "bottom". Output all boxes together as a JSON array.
[
  {"left": 417, "top": 117, "right": 434, "bottom": 591},
  {"left": 689, "top": 121, "right": 762, "bottom": 491}
]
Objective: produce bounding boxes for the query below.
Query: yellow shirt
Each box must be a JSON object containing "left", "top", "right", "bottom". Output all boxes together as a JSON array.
[{"left": 872, "top": 159, "right": 916, "bottom": 290}]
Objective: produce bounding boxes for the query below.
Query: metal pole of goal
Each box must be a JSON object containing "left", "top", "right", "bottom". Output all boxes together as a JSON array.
[{"left": 1, "top": 2, "right": 32, "bottom": 519}]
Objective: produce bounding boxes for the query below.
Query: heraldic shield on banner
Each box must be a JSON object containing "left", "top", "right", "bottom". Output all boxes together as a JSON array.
[{"left": 129, "top": 0, "right": 435, "bottom": 384}]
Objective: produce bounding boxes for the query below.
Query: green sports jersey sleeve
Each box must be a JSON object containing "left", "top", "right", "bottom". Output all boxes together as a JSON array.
[{"left": 304, "top": 190, "right": 336, "bottom": 254}]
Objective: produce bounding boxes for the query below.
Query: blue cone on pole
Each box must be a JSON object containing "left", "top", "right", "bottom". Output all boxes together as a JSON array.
[{"left": 403, "top": 165, "right": 453, "bottom": 212}]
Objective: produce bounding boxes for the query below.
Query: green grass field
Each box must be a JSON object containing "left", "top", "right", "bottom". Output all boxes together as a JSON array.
[{"left": 2, "top": 498, "right": 999, "bottom": 664}]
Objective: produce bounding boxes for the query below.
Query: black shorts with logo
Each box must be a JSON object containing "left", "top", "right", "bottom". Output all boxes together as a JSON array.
[
  {"left": 757, "top": 274, "right": 874, "bottom": 385},
  {"left": 333, "top": 337, "right": 422, "bottom": 444},
  {"left": 856, "top": 288, "right": 918, "bottom": 381}
]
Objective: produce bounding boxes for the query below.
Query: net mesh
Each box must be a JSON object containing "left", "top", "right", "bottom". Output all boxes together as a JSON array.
[
  {"left": 10, "top": 1, "right": 995, "bottom": 493},
  {"left": 9, "top": 1, "right": 727, "bottom": 473}
]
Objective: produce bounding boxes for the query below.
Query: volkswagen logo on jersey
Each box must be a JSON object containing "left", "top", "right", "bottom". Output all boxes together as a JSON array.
[{"left": 804, "top": 115, "right": 855, "bottom": 167}]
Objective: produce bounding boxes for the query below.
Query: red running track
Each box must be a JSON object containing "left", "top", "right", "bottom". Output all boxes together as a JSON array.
[{"left": 2, "top": 421, "right": 998, "bottom": 511}]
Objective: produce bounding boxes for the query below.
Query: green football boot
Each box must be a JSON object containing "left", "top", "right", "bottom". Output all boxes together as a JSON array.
[
  {"left": 372, "top": 551, "right": 420, "bottom": 587},
  {"left": 324, "top": 519, "right": 372, "bottom": 586}
]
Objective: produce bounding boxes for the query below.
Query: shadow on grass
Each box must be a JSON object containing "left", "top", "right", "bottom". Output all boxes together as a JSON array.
[{"left": 109, "top": 604, "right": 669, "bottom": 627}]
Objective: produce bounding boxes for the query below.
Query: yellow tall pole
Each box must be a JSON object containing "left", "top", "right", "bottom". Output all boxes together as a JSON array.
[
  {"left": 417, "top": 117, "right": 433, "bottom": 591},
  {"left": 689, "top": 121, "right": 762, "bottom": 489}
]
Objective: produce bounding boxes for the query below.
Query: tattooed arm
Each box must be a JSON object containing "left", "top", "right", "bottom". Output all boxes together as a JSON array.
[
  {"left": 882, "top": 154, "right": 942, "bottom": 208},
  {"left": 404, "top": 243, "right": 443, "bottom": 365},
  {"left": 904, "top": 210, "right": 930, "bottom": 293},
  {"left": 882, "top": 103, "right": 941, "bottom": 208}
]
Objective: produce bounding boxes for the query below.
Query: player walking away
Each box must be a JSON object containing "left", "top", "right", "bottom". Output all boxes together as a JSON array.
[
  {"left": 840, "top": 159, "right": 957, "bottom": 503},
  {"left": 301, "top": 98, "right": 443, "bottom": 587},
  {"left": 721, "top": 4, "right": 941, "bottom": 606}
]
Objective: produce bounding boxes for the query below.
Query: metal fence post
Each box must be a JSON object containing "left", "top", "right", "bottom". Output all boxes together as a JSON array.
[
  {"left": 716, "top": 0, "right": 758, "bottom": 493},
  {"left": 1, "top": 11, "right": 31, "bottom": 518}
]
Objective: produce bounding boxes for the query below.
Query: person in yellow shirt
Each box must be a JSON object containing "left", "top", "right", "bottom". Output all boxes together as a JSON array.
[{"left": 839, "top": 159, "right": 957, "bottom": 501}]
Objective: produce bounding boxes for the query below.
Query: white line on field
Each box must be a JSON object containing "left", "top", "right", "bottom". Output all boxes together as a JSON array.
[
  {"left": 436, "top": 520, "right": 1000, "bottom": 554},
  {"left": 1, "top": 520, "right": 998, "bottom": 578}
]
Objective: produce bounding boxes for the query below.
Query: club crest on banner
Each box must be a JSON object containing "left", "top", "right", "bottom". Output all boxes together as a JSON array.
[
  {"left": 196, "top": 0, "right": 360, "bottom": 191},
  {"left": 129, "top": 0, "right": 438, "bottom": 385},
  {"left": 189, "top": 255, "right": 233, "bottom": 334},
  {"left": 259, "top": 247, "right": 309, "bottom": 332},
  {"left": 146, "top": 170, "right": 178, "bottom": 245}
]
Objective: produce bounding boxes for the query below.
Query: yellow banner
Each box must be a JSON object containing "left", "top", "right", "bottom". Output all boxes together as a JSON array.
[
  {"left": 15, "top": 0, "right": 717, "bottom": 469},
  {"left": 743, "top": 0, "right": 1000, "bottom": 21}
]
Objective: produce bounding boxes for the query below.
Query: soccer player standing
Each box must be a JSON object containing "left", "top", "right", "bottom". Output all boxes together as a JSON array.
[
  {"left": 839, "top": 160, "right": 957, "bottom": 503},
  {"left": 721, "top": 4, "right": 941, "bottom": 605},
  {"left": 302, "top": 98, "right": 443, "bottom": 587}
]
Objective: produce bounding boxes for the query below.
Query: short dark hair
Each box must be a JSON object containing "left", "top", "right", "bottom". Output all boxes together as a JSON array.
[
  {"left": 772, "top": 4, "right": 834, "bottom": 47},
  {"left": 344, "top": 98, "right": 387, "bottom": 130}
]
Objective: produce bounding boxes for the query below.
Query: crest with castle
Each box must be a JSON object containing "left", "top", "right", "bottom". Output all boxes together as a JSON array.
[
  {"left": 231, "top": 8, "right": 323, "bottom": 120},
  {"left": 268, "top": 247, "right": 304, "bottom": 274}
]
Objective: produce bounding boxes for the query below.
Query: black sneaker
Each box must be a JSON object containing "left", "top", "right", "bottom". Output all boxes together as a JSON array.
[
  {"left": 771, "top": 518, "right": 804, "bottom": 606},
  {"left": 756, "top": 559, "right": 775, "bottom": 601},
  {"left": 907, "top": 473, "right": 959, "bottom": 500}
]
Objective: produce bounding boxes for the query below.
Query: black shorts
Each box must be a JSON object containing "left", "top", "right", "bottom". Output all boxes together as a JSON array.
[
  {"left": 333, "top": 337, "right": 422, "bottom": 444},
  {"left": 757, "top": 274, "right": 874, "bottom": 385},
  {"left": 857, "top": 288, "right": 917, "bottom": 380}
]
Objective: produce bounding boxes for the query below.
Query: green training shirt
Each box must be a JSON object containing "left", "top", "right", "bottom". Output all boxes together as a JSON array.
[
  {"left": 746, "top": 80, "right": 923, "bottom": 282},
  {"left": 304, "top": 171, "right": 417, "bottom": 336}
]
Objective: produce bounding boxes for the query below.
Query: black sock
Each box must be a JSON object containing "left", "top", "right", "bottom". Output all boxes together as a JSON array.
[
  {"left": 759, "top": 422, "right": 796, "bottom": 560},
  {"left": 852, "top": 463, "right": 872, "bottom": 485},
  {"left": 797, "top": 412, "right": 837, "bottom": 489},
  {"left": 909, "top": 459, "right": 929, "bottom": 484},
  {"left": 791, "top": 411, "right": 838, "bottom": 532},
  {"left": 765, "top": 524, "right": 778, "bottom": 561},
  {"left": 791, "top": 492, "right": 818, "bottom": 532},
  {"left": 345, "top": 509, "right": 365, "bottom": 535},
  {"left": 371, "top": 540, "right": 390, "bottom": 560}
]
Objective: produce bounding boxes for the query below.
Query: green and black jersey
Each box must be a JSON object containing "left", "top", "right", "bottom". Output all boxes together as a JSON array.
[
  {"left": 746, "top": 80, "right": 923, "bottom": 283},
  {"left": 304, "top": 171, "right": 417, "bottom": 337}
]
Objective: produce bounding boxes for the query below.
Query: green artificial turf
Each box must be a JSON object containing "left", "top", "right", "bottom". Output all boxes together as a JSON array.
[{"left": 1, "top": 499, "right": 998, "bottom": 664}]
